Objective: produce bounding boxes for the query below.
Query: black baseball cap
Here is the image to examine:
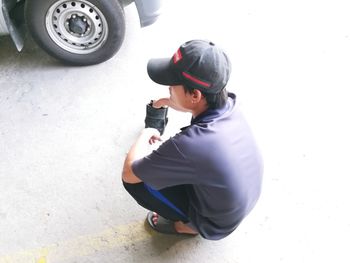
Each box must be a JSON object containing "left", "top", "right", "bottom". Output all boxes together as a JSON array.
[{"left": 147, "top": 40, "right": 231, "bottom": 94}]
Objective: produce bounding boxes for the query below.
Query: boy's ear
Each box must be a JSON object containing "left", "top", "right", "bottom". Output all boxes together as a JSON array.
[{"left": 192, "top": 89, "right": 203, "bottom": 103}]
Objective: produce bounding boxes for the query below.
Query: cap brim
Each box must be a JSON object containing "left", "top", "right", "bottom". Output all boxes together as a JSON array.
[{"left": 147, "top": 58, "right": 181, "bottom": 86}]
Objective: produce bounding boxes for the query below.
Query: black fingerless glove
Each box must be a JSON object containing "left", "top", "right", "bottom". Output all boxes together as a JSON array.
[{"left": 144, "top": 101, "right": 168, "bottom": 135}]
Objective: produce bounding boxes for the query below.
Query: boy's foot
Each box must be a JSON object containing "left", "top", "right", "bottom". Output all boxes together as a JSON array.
[{"left": 147, "top": 212, "right": 198, "bottom": 236}]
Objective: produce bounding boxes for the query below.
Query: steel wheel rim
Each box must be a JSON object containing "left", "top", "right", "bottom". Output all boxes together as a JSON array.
[{"left": 45, "top": 0, "right": 109, "bottom": 54}]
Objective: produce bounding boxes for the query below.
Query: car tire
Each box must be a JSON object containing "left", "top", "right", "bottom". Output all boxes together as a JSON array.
[{"left": 25, "top": 0, "right": 125, "bottom": 66}]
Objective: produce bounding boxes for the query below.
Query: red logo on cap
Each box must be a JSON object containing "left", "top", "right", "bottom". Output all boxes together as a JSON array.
[{"left": 173, "top": 48, "right": 182, "bottom": 64}]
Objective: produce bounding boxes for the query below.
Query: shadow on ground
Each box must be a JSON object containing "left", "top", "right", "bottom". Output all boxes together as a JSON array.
[{"left": 0, "top": 34, "right": 63, "bottom": 69}]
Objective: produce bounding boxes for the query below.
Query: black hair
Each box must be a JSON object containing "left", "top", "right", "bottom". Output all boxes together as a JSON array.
[{"left": 183, "top": 85, "right": 228, "bottom": 109}]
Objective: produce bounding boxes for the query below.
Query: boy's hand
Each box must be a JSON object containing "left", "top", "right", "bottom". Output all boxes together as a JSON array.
[
  {"left": 144, "top": 101, "right": 169, "bottom": 135},
  {"left": 151, "top": 98, "right": 170, "bottom": 109}
]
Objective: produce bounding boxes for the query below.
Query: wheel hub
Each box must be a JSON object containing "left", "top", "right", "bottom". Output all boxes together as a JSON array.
[
  {"left": 68, "top": 14, "right": 89, "bottom": 35},
  {"left": 45, "top": 0, "right": 109, "bottom": 54}
]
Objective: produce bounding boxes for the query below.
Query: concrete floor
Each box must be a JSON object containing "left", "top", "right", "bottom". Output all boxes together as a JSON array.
[{"left": 1, "top": 0, "right": 350, "bottom": 262}]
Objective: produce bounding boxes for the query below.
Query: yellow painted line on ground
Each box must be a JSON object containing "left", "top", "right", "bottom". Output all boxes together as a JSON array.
[
  {"left": 0, "top": 220, "right": 154, "bottom": 263},
  {"left": 37, "top": 256, "right": 47, "bottom": 263}
]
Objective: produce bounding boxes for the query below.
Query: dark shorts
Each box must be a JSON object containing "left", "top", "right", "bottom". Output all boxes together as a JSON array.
[{"left": 123, "top": 181, "right": 190, "bottom": 222}]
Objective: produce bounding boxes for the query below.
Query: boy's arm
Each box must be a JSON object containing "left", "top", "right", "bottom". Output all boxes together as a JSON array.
[{"left": 122, "top": 128, "right": 161, "bottom": 184}]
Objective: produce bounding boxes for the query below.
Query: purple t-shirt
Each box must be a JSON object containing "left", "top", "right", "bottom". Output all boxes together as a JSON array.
[{"left": 132, "top": 93, "right": 263, "bottom": 240}]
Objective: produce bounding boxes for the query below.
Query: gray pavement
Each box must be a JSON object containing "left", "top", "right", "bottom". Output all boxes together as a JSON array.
[{"left": 1, "top": 1, "right": 350, "bottom": 262}]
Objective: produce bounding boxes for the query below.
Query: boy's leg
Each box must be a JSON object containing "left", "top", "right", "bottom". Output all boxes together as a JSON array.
[{"left": 123, "top": 181, "right": 189, "bottom": 222}]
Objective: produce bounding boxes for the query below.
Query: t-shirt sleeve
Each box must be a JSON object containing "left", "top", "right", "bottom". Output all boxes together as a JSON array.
[{"left": 131, "top": 138, "right": 196, "bottom": 190}]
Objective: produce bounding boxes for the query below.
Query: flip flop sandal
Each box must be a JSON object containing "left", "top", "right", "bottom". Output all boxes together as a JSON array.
[
  {"left": 147, "top": 212, "right": 178, "bottom": 234},
  {"left": 146, "top": 212, "right": 198, "bottom": 236}
]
